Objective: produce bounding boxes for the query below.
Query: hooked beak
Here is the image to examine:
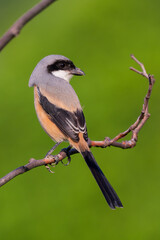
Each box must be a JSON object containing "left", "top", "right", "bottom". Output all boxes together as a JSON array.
[{"left": 70, "top": 67, "right": 85, "bottom": 76}]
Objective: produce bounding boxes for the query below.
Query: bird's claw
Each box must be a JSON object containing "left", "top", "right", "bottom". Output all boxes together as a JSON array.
[
  {"left": 61, "top": 156, "right": 71, "bottom": 166},
  {"left": 45, "top": 164, "right": 55, "bottom": 174},
  {"left": 61, "top": 147, "right": 72, "bottom": 166},
  {"left": 45, "top": 155, "right": 60, "bottom": 173}
]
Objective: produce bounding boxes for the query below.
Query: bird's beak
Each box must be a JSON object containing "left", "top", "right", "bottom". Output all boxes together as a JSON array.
[{"left": 70, "top": 68, "right": 85, "bottom": 76}]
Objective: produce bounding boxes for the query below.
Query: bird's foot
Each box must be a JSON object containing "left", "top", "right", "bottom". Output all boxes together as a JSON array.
[
  {"left": 45, "top": 164, "right": 55, "bottom": 174},
  {"left": 61, "top": 146, "right": 72, "bottom": 166},
  {"left": 44, "top": 155, "right": 59, "bottom": 173}
]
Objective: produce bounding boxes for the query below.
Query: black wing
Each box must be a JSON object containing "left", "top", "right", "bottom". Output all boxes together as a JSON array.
[{"left": 38, "top": 87, "right": 88, "bottom": 143}]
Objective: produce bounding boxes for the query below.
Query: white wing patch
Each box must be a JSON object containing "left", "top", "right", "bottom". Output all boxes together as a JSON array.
[{"left": 66, "top": 118, "right": 86, "bottom": 133}]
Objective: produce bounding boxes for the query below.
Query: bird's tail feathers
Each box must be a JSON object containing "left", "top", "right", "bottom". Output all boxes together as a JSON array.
[{"left": 81, "top": 150, "right": 123, "bottom": 209}]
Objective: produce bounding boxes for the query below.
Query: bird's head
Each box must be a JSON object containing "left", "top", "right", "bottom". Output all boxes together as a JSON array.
[{"left": 29, "top": 55, "right": 85, "bottom": 87}]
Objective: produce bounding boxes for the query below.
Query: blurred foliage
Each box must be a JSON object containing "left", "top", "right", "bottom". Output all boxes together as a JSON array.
[{"left": 0, "top": 0, "right": 160, "bottom": 239}]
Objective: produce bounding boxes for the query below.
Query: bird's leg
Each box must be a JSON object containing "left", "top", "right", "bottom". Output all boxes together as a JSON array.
[
  {"left": 61, "top": 145, "right": 72, "bottom": 166},
  {"left": 45, "top": 141, "right": 63, "bottom": 173},
  {"left": 45, "top": 141, "right": 63, "bottom": 158}
]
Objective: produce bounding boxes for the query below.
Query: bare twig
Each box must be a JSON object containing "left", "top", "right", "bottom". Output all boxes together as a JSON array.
[
  {"left": 0, "top": 0, "right": 56, "bottom": 51},
  {"left": 0, "top": 55, "right": 155, "bottom": 187},
  {"left": 90, "top": 55, "right": 155, "bottom": 149},
  {"left": 130, "top": 54, "right": 148, "bottom": 78}
]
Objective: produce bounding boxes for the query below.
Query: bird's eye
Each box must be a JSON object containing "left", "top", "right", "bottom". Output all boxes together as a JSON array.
[{"left": 58, "top": 62, "right": 65, "bottom": 69}]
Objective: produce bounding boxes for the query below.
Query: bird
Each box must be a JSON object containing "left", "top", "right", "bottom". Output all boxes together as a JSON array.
[{"left": 29, "top": 55, "right": 123, "bottom": 209}]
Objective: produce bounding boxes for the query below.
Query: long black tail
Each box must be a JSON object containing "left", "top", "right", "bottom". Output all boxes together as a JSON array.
[{"left": 81, "top": 150, "right": 123, "bottom": 209}]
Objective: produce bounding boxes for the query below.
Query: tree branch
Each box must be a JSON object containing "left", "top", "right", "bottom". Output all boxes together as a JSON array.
[
  {"left": 0, "top": 0, "right": 57, "bottom": 51},
  {"left": 90, "top": 55, "right": 155, "bottom": 149},
  {"left": 0, "top": 55, "right": 155, "bottom": 187}
]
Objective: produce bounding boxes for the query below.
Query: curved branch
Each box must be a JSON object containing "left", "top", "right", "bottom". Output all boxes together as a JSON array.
[
  {"left": 90, "top": 55, "right": 155, "bottom": 149},
  {"left": 0, "top": 55, "right": 155, "bottom": 187},
  {"left": 0, "top": 0, "right": 57, "bottom": 51}
]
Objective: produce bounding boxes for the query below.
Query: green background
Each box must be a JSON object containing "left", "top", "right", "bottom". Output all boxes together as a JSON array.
[{"left": 0, "top": 0, "right": 160, "bottom": 239}]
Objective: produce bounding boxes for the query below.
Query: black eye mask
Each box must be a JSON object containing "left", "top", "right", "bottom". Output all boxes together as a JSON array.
[{"left": 47, "top": 60, "right": 75, "bottom": 73}]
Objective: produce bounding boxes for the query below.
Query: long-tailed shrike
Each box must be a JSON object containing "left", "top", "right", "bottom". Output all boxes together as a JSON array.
[{"left": 29, "top": 55, "right": 123, "bottom": 209}]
